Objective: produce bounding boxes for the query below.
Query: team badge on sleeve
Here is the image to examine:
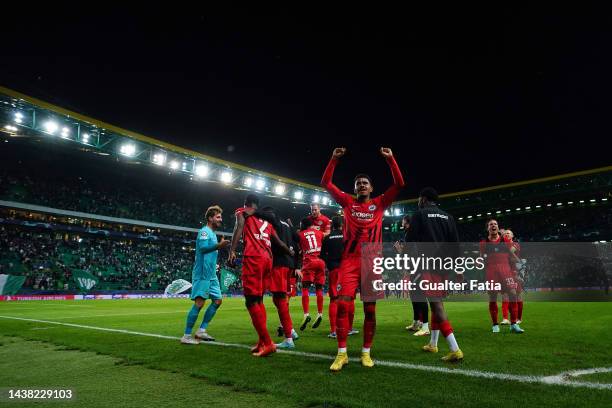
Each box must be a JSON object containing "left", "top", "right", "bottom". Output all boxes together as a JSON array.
[{"left": 200, "top": 230, "right": 209, "bottom": 239}]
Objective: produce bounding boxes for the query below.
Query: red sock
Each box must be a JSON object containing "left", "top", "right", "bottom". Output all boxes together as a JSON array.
[
  {"left": 517, "top": 301, "right": 523, "bottom": 321},
  {"left": 273, "top": 297, "right": 293, "bottom": 338},
  {"left": 316, "top": 288, "right": 324, "bottom": 314},
  {"left": 501, "top": 300, "right": 509, "bottom": 320},
  {"left": 430, "top": 310, "right": 439, "bottom": 330},
  {"left": 489, "top": 301, "right": 498, "bottom": 325},
  {"left": 439, "top": 320, "right": 453, "bottom": 337},
  {"left": 348, "top": 299, "right": 355, "bottom": 330},
  {"left": 363, "top": 303, "right": 376, "bottom": 349},
  {"left": 329, "top": 299, "right": 337, "bottom": 333},
  {"left": 510, "top": 301, "right": 518, "bottom": 324},
  {"left": 336, "top": 300, "right": 349, "bottom": 348},
  {"left": 248, "top": 303, "right": 272, "bottom": 346},
  {"left": 247, "top": 304, "right": 263, "bottom": 343},
  {"left": 301, "top": 289, "right": 310, "bottom": 314},
  {"left": 258, "top": 303, "right": 272, "bottom": 345}
]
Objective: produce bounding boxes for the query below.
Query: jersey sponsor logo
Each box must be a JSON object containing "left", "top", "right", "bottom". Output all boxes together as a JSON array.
[
  {"left": 368, "top": 204, "right": 377, "bottom": 211},
  {"left": 351, "top": 210, "right": 375, "bottom": 220},
  {"left": 427, "top": 213, "right": 449, "bottom": 220}
]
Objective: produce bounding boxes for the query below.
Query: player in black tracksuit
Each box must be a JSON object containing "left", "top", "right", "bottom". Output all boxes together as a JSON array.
[
  {"left": 405, "top": 187, "right": 463, "bottom": 361},
  {"left": 398, "top": 214, "right": 430, "bottom": 335}
]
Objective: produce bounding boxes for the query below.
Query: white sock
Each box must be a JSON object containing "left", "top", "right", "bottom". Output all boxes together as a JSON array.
[
  {"left": 291, "top": 328, "right": 297, "bottom": 335},
  {"left": 317, "top": 313, "right": 323, "bottom": 318},
  {"left": 430, "top": 330, "right": 440, "bottom": 346},
  {"left": 285, "top": 337, "right": 294, "bottom": 344},
  {"left": 445, "top": 333, "right": 459, "bottom": 352},
  {"left": 304, "top": 313, "right": 310, "bottom": 318},
  {"left": 421, "top": 322, "right": 429, "bottom": 331},
  {"left": 338, "top": 347, "right": 347, "bottom": 353},
  {"left": 362, "top": 347, "right": 370, "bottom": 353}
]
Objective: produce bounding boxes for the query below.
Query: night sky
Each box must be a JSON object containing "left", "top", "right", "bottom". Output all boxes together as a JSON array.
[{"left": 2, "top": 5, "right": 611, "bottom": 199}]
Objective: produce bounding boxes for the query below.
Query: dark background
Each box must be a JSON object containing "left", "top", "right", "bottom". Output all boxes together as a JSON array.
[{"left": 2, "top": 4, "right": 610, "bottom": 198}]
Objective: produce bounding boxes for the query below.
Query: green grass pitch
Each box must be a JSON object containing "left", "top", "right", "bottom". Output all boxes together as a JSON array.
[{"left": 0, "top": 297, "right": 611, "bottom": 408}]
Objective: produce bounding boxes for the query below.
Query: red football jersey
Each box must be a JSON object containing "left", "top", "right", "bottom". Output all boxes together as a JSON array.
[
  {"left": 321, "top": 156, "right": 404, "bottom": 259},
  {"left": 307, "top": 214, "right": 331, "bottom": 234},
  {"left": 480, "top": 235, "right": 513, "bottom": 265},
  {"left": 235, "top": 207, "right": 276, "bottom": 258},
  {"left": 298, "top": 228, "right": 324, "bottom": 263}
]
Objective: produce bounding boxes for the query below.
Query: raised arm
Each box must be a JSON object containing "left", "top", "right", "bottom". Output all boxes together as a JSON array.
[
  {"left": 379, "top": 147, "right": 405, "bottom": 207},
  {"left": 321, "top": 147, "right": 351, "bottom": 207}
]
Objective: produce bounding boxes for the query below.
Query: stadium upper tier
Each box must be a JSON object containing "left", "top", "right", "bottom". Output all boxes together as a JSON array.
[{"left": 0, "top": 85, "right": 337, "bottom": 208}]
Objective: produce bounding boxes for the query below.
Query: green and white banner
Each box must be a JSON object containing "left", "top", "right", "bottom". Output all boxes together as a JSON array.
[
  {"left": 0, "top": 274, "right": 26, "bottom": 295},
  {"left": 72, "top": 269, "right": 99, "bottom": 292},
  {"left": 220, "top": 268, "right": 238, "bottom": 293}
]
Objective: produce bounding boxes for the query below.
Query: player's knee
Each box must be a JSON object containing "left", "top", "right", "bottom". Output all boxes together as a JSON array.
[
  {"left": 194, "top": 297, "right": 205, "bottom": 309},
  {"left": 363, "top": 303, "right": 376, "bottom": 320},
  {"left": 245, "top": 295, "right": 259, "bottom": 308},
  {"left": 272, "top": 292, "right": 286, "bottom": 299},
  {"left": 213, "top": 299, "right": 222, "bottom": 307}
]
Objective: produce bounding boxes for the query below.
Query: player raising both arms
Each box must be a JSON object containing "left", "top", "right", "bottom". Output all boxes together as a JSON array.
[
  {"left": 229, "top": 195, "right": 294, "bottom": 357},
  {"left": 322, "top": 147, "right": 405, "bottom": 371}
]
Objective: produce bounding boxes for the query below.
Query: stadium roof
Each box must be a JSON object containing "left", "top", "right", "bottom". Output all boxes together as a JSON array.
[
  {"left": 0, "top": 85, "right": 324, "bottom": 190},
  {"left": 395, "top": 165, "right": 612, "bottom": 205},
  {"left": 2, "top": 85, "right": 610, "bottom": 215},
  {"left": 0, "top": 85, "right": 340, "bottom": 208}
]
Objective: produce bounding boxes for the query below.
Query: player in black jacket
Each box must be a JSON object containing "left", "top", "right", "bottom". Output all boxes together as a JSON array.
[
  {"left": 396, "top": 215, "right": 430, "bottom": 336},
  {"left": 406, "top": 187, "right": 463, "bottom": 362}
]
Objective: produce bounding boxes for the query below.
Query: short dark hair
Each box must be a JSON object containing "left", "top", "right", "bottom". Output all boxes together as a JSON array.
[
  {"left": 419, "top": 187, "right": 438, "bottom": 202},
  {"left": 332, "top": 216, "right": 343, "bottom": 230},
  {"left": 205, "top": 205, "right": 223, "bottom": 220},
  {"left": 245, "top": 194, "right": 259, "bottom": 207},
  {"left": 354, "top": 173, "right": 372, "bottom": 185},
  {"left": 300, "top": 217, "right": 313, "bottom": 230}
]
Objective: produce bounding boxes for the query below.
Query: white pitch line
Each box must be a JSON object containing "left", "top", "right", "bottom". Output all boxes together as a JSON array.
[{"left": 0, "top": 315, "right": 611, "bottom": 391}]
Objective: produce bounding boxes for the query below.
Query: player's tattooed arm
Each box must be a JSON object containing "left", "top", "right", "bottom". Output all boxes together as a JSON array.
[{"left": 228, "top": 212, "right": 245, "bottom": 266}]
